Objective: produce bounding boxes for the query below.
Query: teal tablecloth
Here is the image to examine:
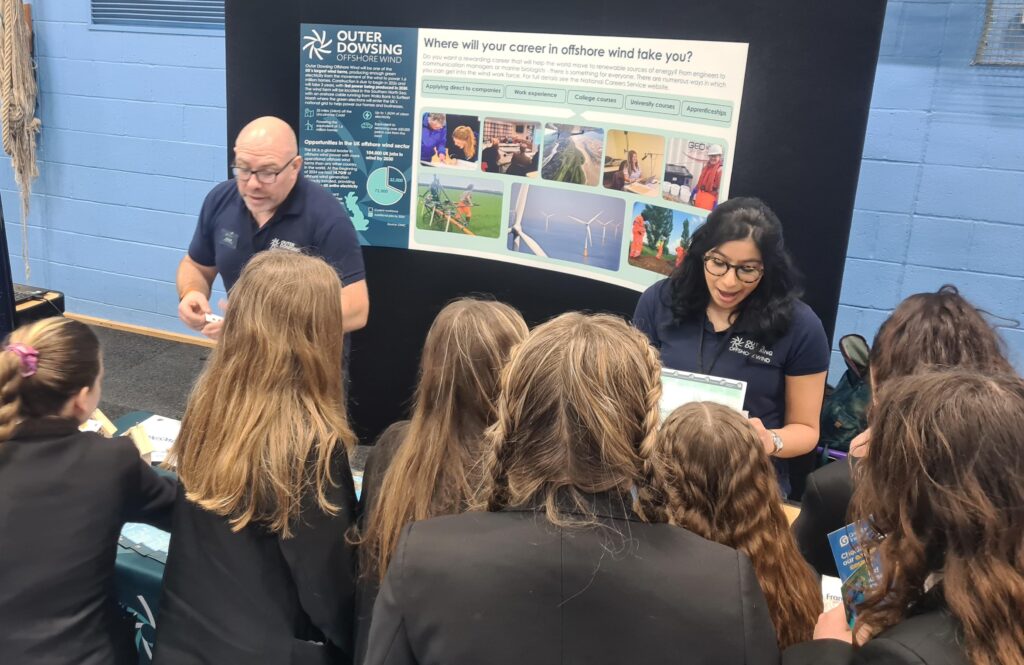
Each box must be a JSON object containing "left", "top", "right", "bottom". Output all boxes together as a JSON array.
[{"left": 114, "top": 410, "right": 168, "bottom": 664}]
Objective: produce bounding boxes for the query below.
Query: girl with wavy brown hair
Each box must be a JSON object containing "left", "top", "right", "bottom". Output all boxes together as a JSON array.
[
  {"left": 362, "top": 313, "right": 780, "bottom": 665},
  {"left": 787, "top": 369, "right": 1024, "bottom": 665},
  {"left": 154, "top": 251, "right": 359, "bottom": 665},
  {"left": 353, "top": 298, "right": 528, "bottom": 661},
  {"left": 642, "top": 401, "right": 822, "bottom": 649},
  {"left": 793, "top": 285, "right": 1014, "bottom": 578}
]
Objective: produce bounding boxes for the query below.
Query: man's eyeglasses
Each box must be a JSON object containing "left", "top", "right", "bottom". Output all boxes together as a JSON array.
[
  {"left": 703, "top": 253, "right": 764, "bottom": 283},
  {"left": 231, "top": 155, "right": 298, "bottom": 184}
]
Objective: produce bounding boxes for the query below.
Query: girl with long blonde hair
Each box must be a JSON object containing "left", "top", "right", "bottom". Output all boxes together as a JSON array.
[
  {"left": 362, "top": 313, "right": 779, "bottom": 665},
  {"left": 450, "top": 125, "right": 477, "bottom": 160},
  {"left": 790, "top": 370, "right": 1024, "bottom": 665},
  {"left": 153, "top": 251, "right": 359, "bottom": 665},
  {"left": 0, "top": 317, "right": 175, "bottom": 665},
  {"left": 354, "top": 298, "right": 527, "bottom": 660},
  {"left": 640, "top": 401, "right": 822, "bottom": 649}
]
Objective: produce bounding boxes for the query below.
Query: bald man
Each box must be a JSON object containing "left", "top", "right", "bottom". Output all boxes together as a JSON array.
[{"left": 177, "top": 116, "right": 368, "bottom": 339}]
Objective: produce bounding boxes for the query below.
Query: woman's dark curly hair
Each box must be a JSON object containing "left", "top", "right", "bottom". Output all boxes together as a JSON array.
[{"left": 669, "top": 197, "right": 802, "bottom": 344}]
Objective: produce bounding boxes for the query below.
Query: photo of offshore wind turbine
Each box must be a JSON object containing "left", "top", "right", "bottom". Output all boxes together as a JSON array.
[
  {"left": 596, "top": 218, "right": 622, "bottom": 245},
  {"left": 506, "top": 184, "right": 625, "bottom": 271},
  {"left": 568, "top": 213, "right": 599, "bottom": 257},
  {"left": 508, "top": 184, "right": 547, "bottom": 257}
]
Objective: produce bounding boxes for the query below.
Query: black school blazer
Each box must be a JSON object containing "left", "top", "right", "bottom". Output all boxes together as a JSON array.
[
  {"left": 784, "top": 609, "right": 967, "bottom": 665},
  {"left": 364, "top": 493, "right": 780, "bottom": 665},
  {"left": 792, "top": 458, "right": 856, "bottom": 577},
  {"left": 152, "top": 447, "right": 358, "bottom": 665},
  {"left": 0, "top": 418, "right": 176, "bottom": 665}
]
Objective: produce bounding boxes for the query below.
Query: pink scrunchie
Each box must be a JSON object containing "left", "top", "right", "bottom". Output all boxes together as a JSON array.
[{"left": 6, "top": 343, "right": 39, "bottom": 377}]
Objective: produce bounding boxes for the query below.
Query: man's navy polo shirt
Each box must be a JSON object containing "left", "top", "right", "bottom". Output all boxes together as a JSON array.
[{"left": 188, "top": 175, "right": 365, "bottom": 292}]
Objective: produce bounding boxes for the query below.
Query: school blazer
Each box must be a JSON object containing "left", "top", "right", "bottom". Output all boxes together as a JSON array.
[
  {"left": 364, "top": 493, "right": 780, "bottom": 665},
  {"left": 152, "top": 447, "right": 358, "bottom": 665},
  {"left": 0, "top": 418, "right": 176, "bottom": 665},
  {"left": 792, "top": 458, "right": 856, "bottom": 577},
  {"left": 784, "top": 609, "right": 966, "bottom": 665}
]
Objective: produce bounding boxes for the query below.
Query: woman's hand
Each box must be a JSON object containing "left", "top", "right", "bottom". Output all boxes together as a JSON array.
[
  {"left": 748, "top": 417, "right": 776, "bottom": 455},
  {"left": 849, "top": 428, "right": 871, "bottom": 458},
  {"left": 813, "top": 605, "right": 853, "bottom": 643}
]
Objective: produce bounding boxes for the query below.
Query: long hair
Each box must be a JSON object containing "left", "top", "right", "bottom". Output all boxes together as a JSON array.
[
  {"left": 639, "top": 402, "right": 821, "bottom": 649},
  {"left": 359, "top": 298, "right": 528, "bottom": 580},
  {"left": 668, "top": 197, "right": 801, "bottom": 343},
  {"left": 169, "top": 251, "right": 355, "bottom": 537},
  {"left": 452, "top": 126, "right": 477, "bottom": 159},
  {"left": 476, "top": 313, "right": 662, "bottom": 526},
  {"left": 870, "top": 285, "right": 1012, "bottom": 389},
  {"left": 0, "top": 317, "right": 100, "bottom": 441},
  {"left": 852, "top": 370, "right": 1024, "bottom": 665}
]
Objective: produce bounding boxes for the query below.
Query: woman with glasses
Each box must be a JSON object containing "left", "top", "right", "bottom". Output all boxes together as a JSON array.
[{"left": 633, "top": 197, "right": 829, "bottom": 495}]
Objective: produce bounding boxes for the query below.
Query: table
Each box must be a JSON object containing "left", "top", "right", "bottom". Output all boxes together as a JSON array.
[
  {"left": 624, "top": 180, "right": 661, "bottom": 197},
  {"left": 15, "top": 289, "right": 65, "bottom": 325}
]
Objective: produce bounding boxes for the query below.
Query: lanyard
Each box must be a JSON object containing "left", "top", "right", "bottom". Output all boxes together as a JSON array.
[{"left": 697, "top": 313, "right": 734, "bottom": 375}]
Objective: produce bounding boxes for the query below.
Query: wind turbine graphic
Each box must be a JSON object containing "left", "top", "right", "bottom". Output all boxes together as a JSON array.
[
  {"left": 508, "top": 185, "right": 548, "bottom": 257},
  {"left": 568, "top": 212, "right": 601, "bottom": 257}
]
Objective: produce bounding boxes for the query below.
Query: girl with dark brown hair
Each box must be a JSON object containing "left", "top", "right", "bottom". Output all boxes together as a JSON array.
[
  {"left": 786, "top": 370, "right": 1024, "bottom": 665},
  {"left": 793, "top": 285, "right": 1014, "bottom": 577},
  {"left": 643, "top": 401, "right": 822, "bottom": 649}
]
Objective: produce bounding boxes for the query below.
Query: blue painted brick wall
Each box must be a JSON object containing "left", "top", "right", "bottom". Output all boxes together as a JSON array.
[
  {"left": 2, "top": 2, "right": 1022, "bottom": 361},
  {"left": 832, "top": 0, "right": 1024, "bottom": 379},
  {"left": 1, "top": 2, "right": 226, "bottom": 334}
]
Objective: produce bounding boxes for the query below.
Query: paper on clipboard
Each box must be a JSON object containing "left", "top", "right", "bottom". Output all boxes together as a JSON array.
[{"left": 659, "top": 368, "right": 747, "bottom": 419}]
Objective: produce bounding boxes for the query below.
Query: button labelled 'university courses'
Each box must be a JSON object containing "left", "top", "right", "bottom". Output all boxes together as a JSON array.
[
  {"left": 625, "top": 95, "right": 681, "bottom": 115},
  {"left": 680, "top": 100, "right": 733, "bottom": 123},
  {"left": 505, "top": 85, "right": 566, "bottom": 104},
  {"left": 568, "top": 90, "right": 624, "bottom": 109}
]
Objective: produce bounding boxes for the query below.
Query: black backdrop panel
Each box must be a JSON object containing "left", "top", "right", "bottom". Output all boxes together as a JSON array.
[{"left": 226, "top": 0, "right": 887, "bottom": 441}]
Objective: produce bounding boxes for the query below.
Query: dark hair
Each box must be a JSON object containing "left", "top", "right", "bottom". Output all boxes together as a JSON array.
[
  {"left": 852, "top": 370, "right": 1024, "bottom": 665},
  {"left": 0, "top": 317, "right": 101, "bottom": 440},
  {"left": 669, "top": 197, "right": 802, "bottom": 343},
  {"left": 870, "top": 285, "right": 1012, "bottom": 390}
]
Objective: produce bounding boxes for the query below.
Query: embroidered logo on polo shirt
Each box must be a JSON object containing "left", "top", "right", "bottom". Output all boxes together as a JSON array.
[
  {"left": 218, "top": 230, "right": 238, "bottom": 248},
  {"left": 269, "top": 238, "right": 300, "bottom": 252},
  {"left": 728, "top": 336, "right": 774, "bottom": 364}
]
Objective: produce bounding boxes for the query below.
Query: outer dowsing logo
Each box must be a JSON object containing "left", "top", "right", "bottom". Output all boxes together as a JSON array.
[{"left": 302, "top": 30, "right": 333, "bottom": 60}]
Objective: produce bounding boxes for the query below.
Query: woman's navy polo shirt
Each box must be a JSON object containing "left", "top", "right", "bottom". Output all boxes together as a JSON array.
[
  {"left": 633, "top": 280, "right": 829, "bottom": 429},
  {"left": 188, "top": 176, "right": 366, "bottom": 292}
]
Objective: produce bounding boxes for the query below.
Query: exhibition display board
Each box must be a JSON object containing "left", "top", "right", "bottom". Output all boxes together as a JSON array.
[
  {"left": 299, "top": 25, "right": 748, "bottom": 289},
  {"left": 226, "top": 0, "right": 888, "bottom": 440}
]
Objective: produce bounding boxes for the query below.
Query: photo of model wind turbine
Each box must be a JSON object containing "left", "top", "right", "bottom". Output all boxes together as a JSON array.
[
  {"left": 508, "top": 184, "right": 548, "bottom": 257},
  {"left": 568, "top": 213, "right": 600, "bottom": 257}
]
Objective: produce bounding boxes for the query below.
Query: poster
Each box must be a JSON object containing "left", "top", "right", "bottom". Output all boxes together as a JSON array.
[{"left": 300, "top": 25, "right": 748, "bottom": 291}]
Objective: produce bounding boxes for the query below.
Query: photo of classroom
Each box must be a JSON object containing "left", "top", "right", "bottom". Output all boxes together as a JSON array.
[
  {"left": 480, "top": 118, "right": 540, "bottom": 177},
  {"left": 663, "top": 138, "right": 726, "bottom": 210},
  {"left": 602, "top": 130, "right": 665, "bottom": 197}
]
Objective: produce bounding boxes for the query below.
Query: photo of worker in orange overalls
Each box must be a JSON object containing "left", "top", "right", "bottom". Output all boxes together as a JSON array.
[
  {"left": 630, "top": 214, "right": 646, "bottom": 258},
  {"left": 457, "top": 184, "right": 474, "bottom": 225},
  {"left": 675, "top": 242, "right": 686, "bottom": 268},
  {"left": 691, "top": 144, "right": 724, "bottom": 210}
]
